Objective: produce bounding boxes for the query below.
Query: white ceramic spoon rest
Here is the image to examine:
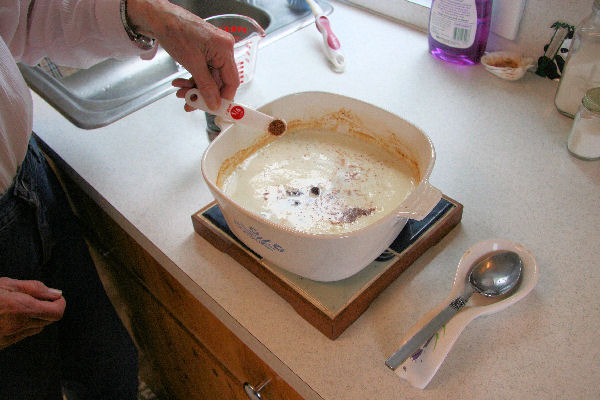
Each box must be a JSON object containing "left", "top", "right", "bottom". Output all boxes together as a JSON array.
[{"left": 391, "top": 238, "right": 539, "bottom": 389}]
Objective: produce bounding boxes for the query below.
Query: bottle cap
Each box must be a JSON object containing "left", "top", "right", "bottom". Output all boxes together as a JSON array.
[{"left": 582, "top": 87, "right": 600, "bottom": 114}]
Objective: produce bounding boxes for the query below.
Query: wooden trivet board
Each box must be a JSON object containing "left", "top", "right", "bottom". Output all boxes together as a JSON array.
[{"left": 192, "top": 195, "right": 462, "bottom": 340}]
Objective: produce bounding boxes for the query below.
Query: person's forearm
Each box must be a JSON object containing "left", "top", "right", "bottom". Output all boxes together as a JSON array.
[
  {"left": 124, "top": 0, "right": 239, "bottom": 109},
  {"left": 125, "top": 0, "right": 178, "bottom": 39}
]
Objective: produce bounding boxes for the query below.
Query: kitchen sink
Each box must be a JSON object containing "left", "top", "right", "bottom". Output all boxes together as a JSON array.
[{"left": 20, "top": 0, "right": 332, "bottom": 129}]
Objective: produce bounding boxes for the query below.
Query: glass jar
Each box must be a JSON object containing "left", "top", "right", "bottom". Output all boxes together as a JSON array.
[
  {"left": 567, "top": 87, "right": 600, "bottom": 160},
  {"left": 554, "top": 0, "right": 600, "bottom": 118}
]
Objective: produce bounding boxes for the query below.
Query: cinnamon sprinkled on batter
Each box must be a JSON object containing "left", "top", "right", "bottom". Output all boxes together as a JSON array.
[{"left": 336, "top": 207, "right": 376, "bottom": 224}]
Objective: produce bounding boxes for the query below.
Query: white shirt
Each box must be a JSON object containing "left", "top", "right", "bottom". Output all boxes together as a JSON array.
[{"left": 0, "top": 0, "right": 150, "bottom": 193}]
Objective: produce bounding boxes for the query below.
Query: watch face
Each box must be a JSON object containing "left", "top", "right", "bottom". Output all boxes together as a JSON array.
[
  {"left": 120, "top": 0, "right": 156, "bottom": 50},
  {"left": 133, "top": 35, "right": 156, "bottom": 50}
]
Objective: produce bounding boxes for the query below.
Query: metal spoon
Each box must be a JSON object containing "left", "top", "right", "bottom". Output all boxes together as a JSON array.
[{"left": 385, "top": 251, "right": 523, "bottom": 370}]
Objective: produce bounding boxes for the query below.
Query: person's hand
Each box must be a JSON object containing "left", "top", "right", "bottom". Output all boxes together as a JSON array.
[
  {"left": 126, "top": 0, "right": 240, "bottom": 111},
  {"left": 0, "top": 277, "right": 66, "bottom": 350}
]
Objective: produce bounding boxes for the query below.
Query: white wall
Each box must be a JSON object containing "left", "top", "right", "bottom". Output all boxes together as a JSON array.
[
  {"left": 488, "top": 0, "right": 595, "bottom": 57},
  {"left": 340, "top": 0, "right": 595, "bottom": 58}
]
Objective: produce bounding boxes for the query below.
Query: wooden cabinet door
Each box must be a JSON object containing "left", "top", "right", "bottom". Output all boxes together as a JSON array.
[
  {"left": 43, "top": 148, "right": 308, "bottom": 400},
  {"left": 92, "top": 246, "right": 249, "bottom": 400}
]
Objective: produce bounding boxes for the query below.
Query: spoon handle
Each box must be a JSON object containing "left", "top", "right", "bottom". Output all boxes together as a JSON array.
[
  {"left": 385, "top": 292, "right": 472, "bottom": 370},
  {"left": 184, "top": 88, "right": 277, "bottom": 132}
]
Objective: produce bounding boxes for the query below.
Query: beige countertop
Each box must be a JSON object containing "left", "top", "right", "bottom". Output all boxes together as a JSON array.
[{"left": 31, "top": 2, "right": 600, "bottom": 399}]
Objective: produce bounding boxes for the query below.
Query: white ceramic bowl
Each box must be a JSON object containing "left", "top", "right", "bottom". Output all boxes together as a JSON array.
[{"left": 201, "top": 92, "right": 441, "bottom": 282}]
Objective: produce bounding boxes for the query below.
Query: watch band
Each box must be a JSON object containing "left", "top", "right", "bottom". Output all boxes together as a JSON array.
[{"left": 120, "top": 0, "right": 156, "bottom": 50}]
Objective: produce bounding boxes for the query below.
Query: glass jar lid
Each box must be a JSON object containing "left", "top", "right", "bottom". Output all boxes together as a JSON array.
[{"left": 583, "top": 87, "right": 600, "bottom": 114}]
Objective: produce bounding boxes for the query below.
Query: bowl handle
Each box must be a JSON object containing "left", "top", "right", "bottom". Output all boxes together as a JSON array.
[{"left": 396, "top": 182, "right": 442, "bottom": 221}]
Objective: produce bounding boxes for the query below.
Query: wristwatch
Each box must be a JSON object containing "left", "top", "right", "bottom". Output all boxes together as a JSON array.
[{"left": 120, "top": 0, "right": 156, "bottom": 50}]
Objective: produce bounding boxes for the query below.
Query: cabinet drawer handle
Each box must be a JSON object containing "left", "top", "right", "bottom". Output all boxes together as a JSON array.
[{"left": 243, "top": 378, "right": 271, "bottom": 400}]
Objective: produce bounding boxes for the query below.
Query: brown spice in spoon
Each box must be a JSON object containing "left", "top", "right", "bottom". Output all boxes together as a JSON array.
[{"left": 268, "top": 119, "right": 287, "bottom": 136}]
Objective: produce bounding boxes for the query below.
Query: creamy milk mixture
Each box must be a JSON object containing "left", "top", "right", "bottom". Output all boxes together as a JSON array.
[{"left": 219, "top": 128, "right": 418, "bottom": 234}]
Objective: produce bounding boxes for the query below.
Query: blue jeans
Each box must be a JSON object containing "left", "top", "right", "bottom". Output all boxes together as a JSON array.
[{"left": 0, "top": 137, "right": 138, "bottom": 400}]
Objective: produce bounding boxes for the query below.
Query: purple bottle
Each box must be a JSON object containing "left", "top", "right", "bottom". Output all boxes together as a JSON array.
[{"left": 428, "top": 0, "right": 493, "bottom": 65}]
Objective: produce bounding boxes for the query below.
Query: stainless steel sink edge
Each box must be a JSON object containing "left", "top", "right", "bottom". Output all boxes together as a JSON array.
[
  {"left": 257, "top": 1, "right": 333, "bottom": 48},
  {"left": 22, "top": 0, "right": 333, "bottom": 129},
  {"left": 21, "top": 63, "right": 186, "bottom": 129}
]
